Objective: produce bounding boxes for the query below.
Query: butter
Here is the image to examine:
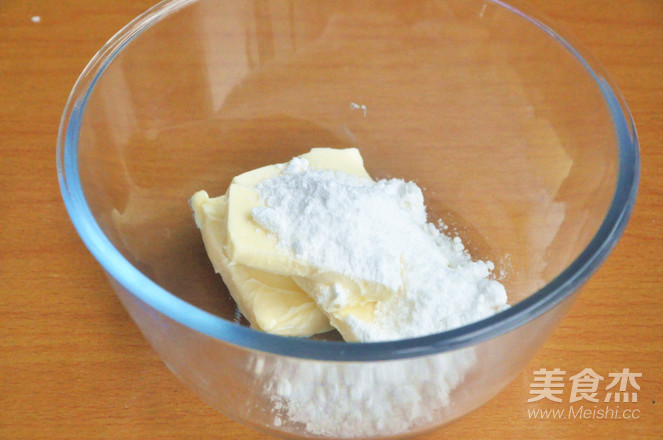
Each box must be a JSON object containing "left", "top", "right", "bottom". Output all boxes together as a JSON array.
[
  {"left": 226, "top": 148, "right": 394, "bottom": 297},
  {"left": 191, "top": 191, "right": 332, "bottom": 336},
  {"left": 292, "top": 276, "right": 376, "bottom": 342},
  {"left": 192, "top": 148, "right": 391, "bottom": 340},
  {"left": 193, "top": 147, "right": 509, "bottom": 343},
  {"left": 225, "top": 148, "right": 372, "bottom": 278}
]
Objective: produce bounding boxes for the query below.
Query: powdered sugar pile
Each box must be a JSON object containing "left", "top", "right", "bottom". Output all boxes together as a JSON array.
[
  {"left": 253, "top": 348, "right": 477, "bottom": 438},
  {"left": 252, "top": 157, "right": 508, "bottom": 342}
]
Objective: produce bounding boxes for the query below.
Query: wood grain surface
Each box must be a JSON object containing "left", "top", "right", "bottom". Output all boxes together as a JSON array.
[{"left": 1, "top": 0, "right": 661, "bottom": 439}]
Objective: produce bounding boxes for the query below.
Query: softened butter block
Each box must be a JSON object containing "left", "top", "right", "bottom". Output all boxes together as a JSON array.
[
  {"left": 225, "top": 148, "right": 372, "bottom": 276},
  {"left": 226, "top": 148, "right": 396, "bottom": 303},
  {"left": 191, "top": 190, "right": 332, "bottom": 336},
  {"left": 225, "top": 183, "right": 314, "bottom": 277},
  {"left": 292, "top": 276, "right": 376, "bottom": 342},
  {"left": 193, "top": 148, "right": 398, "bottom": 340}
]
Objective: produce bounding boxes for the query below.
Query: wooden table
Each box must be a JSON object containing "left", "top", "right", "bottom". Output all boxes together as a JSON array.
[{"left": 2, "top": 0, "right": 661, "bottom": 438}]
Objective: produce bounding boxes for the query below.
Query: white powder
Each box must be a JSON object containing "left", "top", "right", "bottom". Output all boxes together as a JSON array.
[
  {"left": 252, "top": 157, "right": 508, "bottom": 342},
  {"left": 254, "top": 348, "right": 477, "bottom": 438},
  {"left": 249, "top": 155, "right": 508, "bottom": 437}
]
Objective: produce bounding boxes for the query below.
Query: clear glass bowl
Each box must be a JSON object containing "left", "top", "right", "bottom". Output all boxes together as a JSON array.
[{"left": 57, "top": 0, "right": 639, "bottom": 438}]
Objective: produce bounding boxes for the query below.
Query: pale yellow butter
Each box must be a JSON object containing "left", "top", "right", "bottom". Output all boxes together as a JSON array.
[
  {"left": 292, "top": 276, "right": 376, "bottom": 342},
  {"left": 225, "top": 148, "right": 372, "bottom": 278},
  {"left": 191, "top": 191, "right": 332, "bottom": 336},
  {"left": 192, "top": 148, "right": 397, "bottom": 340},
  {"left": 226, "top": 149, "right": 394, "bottom": 301}
]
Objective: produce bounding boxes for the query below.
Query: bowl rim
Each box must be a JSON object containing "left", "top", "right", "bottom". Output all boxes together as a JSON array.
[{"left": 57, "top": 0, "right": 639, "bottom": 361}]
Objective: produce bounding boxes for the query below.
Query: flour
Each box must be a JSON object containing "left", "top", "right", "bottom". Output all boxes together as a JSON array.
[
  {"left": 252, "top": 157, "right": 508, "bottom": 342},
  {"left": 253, "top": 348, "right": 477, "bottom": 438},
  {"left": 249, "top": 154, "right": 508, "bottom": 437}
]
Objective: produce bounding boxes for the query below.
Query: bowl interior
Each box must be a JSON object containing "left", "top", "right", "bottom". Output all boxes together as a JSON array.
[{"left": 75, "top": 0, "right": 619, "bottom": 340}]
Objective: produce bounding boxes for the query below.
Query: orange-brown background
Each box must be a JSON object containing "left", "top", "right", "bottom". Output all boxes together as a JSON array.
[{"left": 1, "top": 1, "right": 661, "bottom": 438}]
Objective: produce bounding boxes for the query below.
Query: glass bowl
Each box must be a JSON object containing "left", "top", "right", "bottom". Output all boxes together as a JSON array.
[{"left": 57, "top": 0, "right": 639, "bottom": 438}]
